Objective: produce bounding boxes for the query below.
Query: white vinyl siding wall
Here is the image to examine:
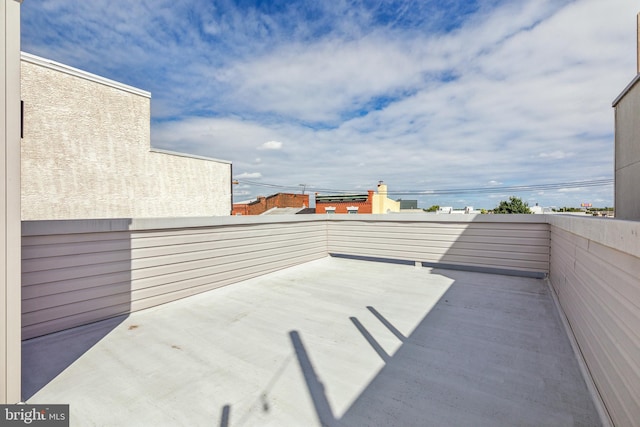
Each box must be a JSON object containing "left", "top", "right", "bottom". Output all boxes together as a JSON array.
[
  {"left": 328, "top": 216, "right": 549, "bottom": 275},
  {"left": 548, "top": 216, "right": 640, "bottom": 427},
  {"left": 22, "top": 215, "right": 549, "bottom": 339},
  {"left": 21, "top": 217, "right": 327, "bottom": 339}
]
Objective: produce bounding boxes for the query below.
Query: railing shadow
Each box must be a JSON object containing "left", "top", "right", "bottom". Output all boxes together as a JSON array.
[
  {"left": 21, "top": 219, "right": 135, "bottom": 401},
  {"left": 288, "top": 265, "right": 602, "bottom": 426},
  {"left": 21, "top": 314, "right": 128, "bottom": 400},
  {"left": 290, "top": 331, "right": 338, "bottom": 427}
]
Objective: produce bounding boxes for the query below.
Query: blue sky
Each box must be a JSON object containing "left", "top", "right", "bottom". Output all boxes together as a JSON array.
[{"left": 21, "top": 0, "right": 637, "bottom": 209}]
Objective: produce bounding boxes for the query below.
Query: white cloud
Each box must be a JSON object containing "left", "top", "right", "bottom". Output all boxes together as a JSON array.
[
  {"left": 235, "top": 172, "right": 262, "bottom": 179},
  {"left": 539, "top": 151, "right": 573, "bottom": 160},
  {"left": 22, "top": 0, "right": 629, "bottom": 208},
  {"left": 259, "top": 141, "right": 283, "bottom": 150}
]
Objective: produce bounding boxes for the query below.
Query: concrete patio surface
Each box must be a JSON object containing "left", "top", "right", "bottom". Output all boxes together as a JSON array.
[{"left": 23, "top": 256, "right": 601, "bottom": 426}]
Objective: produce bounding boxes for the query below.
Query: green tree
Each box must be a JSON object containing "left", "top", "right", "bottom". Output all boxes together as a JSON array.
[
  {"left": 424, "top": 205, "right": 440, "bottom": 212},
  {"left": 493, "top": 196, "right": 531, "bottom": 214}
]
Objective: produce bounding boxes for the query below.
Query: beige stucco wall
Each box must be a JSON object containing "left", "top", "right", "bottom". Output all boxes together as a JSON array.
[
  {"left": 20, "top": 53, "right": 231, "bottom": 220},
  {"left": 372, "top": 184, "right": 400, "bottom": 214},
  {"left": 613, "top": 76, "right": 640, "bottom": 221}
]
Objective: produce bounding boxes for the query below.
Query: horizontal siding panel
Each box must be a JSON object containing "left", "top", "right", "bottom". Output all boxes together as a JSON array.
[
  {"left": 328, "top": 224, "right": 549, "bottom": 239},
  {"left": 129, "top": 230, "right": 325, "bottom": 259},
  {"left": 574, "top": 255, "right": 640, "bottom": 372},
  {"left": 22, "top": 281, "right": 131, "bottom": 313},
  {"left": 22, "top": 302, "right": 132, "bottom": 340},
  {"left": 329, "top": 241, "right": 549, "bottom": 263},
  {"left": 328, "top": 221, "right": 549, "bottom": 273},
  {"left": 22, "top": 251, "right": 326, "bottom": 339},
  {"left": 129, "top": 240, "right": 325, "bottom": 281},
  {"left": 130, "top": 246, "right": 326, "bottom": 295},
  {"left": 130, "top": 223, "right": 325, "bottom": 246},
  {"left": 558, "top": 280, "right": 634, "bottom": 426},
  {"left": 22, "top": 271, "right": 131, "bottom": 298},
  {"left": 22, "top": 260, "right": 131, "bottom": 287},
  {"left": 22, "top": 231, "right": 131, "bottom": 247},
  {"left": 328, "top": 237, "right": 549, "bottom": 256},
  {"left": 21, "top": 220, "right": 326, "bottom": 339},
  {"left": 578, "top": 243, "right": 640, "bottom": 310},
  {"left": 22, "top": 237, "right": 131, "bottom": 260},
  {"left": 22, "top": 292, "right": 132, "bottom": 327},
  {"left": 129, "top": 236, "right": 325, "bottom": 270},
  {"left": 23, "top": 249, "right": 326, "bottom": 329},
  {"left": 127, "top": 254, "right": 325, "bottom": 313},
  {"left": 549, "top": 223, "right": 640, "bottom": 427},
  {"left": 130, "top": 250, "right": 326, "bottom": 303},
  {"left": 22, "top": 249, "right": 132, "bottom": 273},
  {"left": 329, "top": 247, "right": 548, "bottom": 271},
  {"left": 22, "top": 229, "right": 325, "bottom": 272}
]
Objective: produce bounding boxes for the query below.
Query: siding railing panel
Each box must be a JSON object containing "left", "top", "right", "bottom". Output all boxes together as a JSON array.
[
  {"left": 21, "top": 218, "right": 328, "bottom": 339},
  {"left": 328, "top": 218, "right": 549, "bottom": 274},
  {"left": 548, "top": 216, "right": 640, "bottom": 427}
]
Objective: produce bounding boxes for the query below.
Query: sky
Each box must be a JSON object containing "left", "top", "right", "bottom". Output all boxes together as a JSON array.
[{"left": 21, "top": 0, "right": 638, "bottom": 209}]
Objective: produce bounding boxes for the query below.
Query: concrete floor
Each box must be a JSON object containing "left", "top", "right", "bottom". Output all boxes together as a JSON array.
[{"left": 23, "top": 256, "right": 601, "bottom": 426}]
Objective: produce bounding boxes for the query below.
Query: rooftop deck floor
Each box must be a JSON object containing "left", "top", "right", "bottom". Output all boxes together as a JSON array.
[{"left": 23, "top": 256, "right": 601, "bottom": 426}]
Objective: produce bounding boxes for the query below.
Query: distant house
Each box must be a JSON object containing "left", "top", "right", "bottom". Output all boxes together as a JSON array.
[
  {"left": 315, "top": 182, "right": 401, "bottom": 214},
  {"left": 437, "top": 206, "right": 479, "bottom": 214},
  {"left": 315, "top": 192, "right": 374, "bottom": 214},
  {"left": 232, "top": 193, "right": 309, "bottom": 215}
]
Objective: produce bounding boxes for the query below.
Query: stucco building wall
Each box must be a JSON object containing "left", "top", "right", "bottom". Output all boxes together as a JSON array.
[
  {"left": 372, "top": 183, "right": 400, "bottom": 214},
  {"left": 20, "top": 53, "right": 231, "bottom": 220},
  {"left": 613, "top": 75, "right": 640, "bottom": 221}
]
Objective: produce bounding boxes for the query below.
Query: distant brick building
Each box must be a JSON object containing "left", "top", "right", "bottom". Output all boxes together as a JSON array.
[
  {"left": 233, "top": 193, "right": 309, "bottom": 215},
  {"left": 315, "top": 183, "right": 401, "bottom": 214},
  {"left": 315, "top": 191, "right": 374, "bottom": 214}
]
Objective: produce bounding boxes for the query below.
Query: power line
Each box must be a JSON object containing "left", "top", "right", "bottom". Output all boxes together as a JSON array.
[{"left": 235, "top": 178, "right": 613, "bottom": 196}]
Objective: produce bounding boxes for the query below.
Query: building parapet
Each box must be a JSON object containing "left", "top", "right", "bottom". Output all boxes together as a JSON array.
[{"left": 21, "top": 52, "right": 151, "bottom": 98}]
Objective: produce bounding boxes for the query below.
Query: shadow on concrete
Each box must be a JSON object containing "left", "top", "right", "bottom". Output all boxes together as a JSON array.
[
  {"left": 21, "top": 314, "right": 128, "bottom": 400},
  {"left": 226, "top": 354, "right": 294, "bottom": 427},
  {"left": 21, "top": 219, "right": 135, "bottom": 401},
  {"left": 219, "top": 404, "right": 231, "bottom": 427},
  {"left": 290, "top": 331, "right": 337, "bottom": 427},
  {"left": 290, "top": 267, "right": 602, "bottom": 426}
]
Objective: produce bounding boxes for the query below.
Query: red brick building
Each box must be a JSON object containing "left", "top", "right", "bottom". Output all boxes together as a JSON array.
[
  {"left": 314, "top": 191, "right": 374, "bottom": 214},
  {"left": 232, "top": 193, "right": 309, "bottom": 215}
]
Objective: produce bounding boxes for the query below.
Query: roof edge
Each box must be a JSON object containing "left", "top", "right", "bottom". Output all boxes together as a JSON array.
[
  {"left": 612, "top": 73, "right": 640, "bottom": 107},
  {"left": 150, "top": 147, "right": 232, "bottom": 165},
  {"left": 21, "top": 51, "right": 152, "bottom": 99}
]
